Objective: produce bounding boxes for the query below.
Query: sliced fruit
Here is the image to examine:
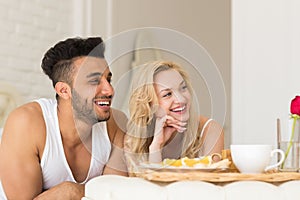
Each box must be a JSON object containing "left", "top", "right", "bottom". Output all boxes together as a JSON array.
[{"left": 162, "top": 158, "right": 183, "bottom": 167}]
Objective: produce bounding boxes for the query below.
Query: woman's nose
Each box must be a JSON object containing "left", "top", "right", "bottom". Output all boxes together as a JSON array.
[{"left": 173, "top": 91, "right": 186, "bottom": 103}]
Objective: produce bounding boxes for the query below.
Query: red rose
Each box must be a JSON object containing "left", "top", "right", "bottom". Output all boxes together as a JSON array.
[{"left": 290, "top": 96, "right": 300, "bottom": 115}]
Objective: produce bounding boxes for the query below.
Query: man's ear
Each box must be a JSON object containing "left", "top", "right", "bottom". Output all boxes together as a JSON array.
[{"left": 55, "top": 82, "right": 72, "bottom": 99}]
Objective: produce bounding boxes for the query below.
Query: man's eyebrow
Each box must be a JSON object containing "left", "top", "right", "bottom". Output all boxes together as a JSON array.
[{"left": 86, "top": 72, "right": 102, "bottom": 78}]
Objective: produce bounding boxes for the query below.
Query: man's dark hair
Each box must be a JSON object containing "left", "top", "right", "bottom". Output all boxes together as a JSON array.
[{"left": 41, "top": 37, "right": 105, "bottom": 88}]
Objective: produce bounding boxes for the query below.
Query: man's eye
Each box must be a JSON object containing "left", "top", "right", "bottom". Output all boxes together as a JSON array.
[{"left": 89, "top": 79, "right": 100, "bottom": 84}]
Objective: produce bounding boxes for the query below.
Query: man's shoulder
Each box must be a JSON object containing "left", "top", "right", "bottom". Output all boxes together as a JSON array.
[
  {"left": 106, "top": 108, "right": 128, "bottom": 145},
  {"left": 2, "top": 100, "right": 46, "bottom": 152},
  {"left": 10, "top": 101, "right": 43, "bottom": 119},
  {"left": 108, "top": 108, "right": 128, "bottom": 133},
  {"left": 3, "top": 101, "right": 46, "bottom": 134},
  {"left": 11, "top": 98, "right": 57, "bottom": 117}
]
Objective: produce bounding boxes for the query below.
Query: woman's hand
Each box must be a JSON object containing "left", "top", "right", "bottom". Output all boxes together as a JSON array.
[
  {"left": 149, "top": 111, "right": 187, "bottom": 162},
  {"left": 152, "top": 115, "right": 187, "bottom": 147}
]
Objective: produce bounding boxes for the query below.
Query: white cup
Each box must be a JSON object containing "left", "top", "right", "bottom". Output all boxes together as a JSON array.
[{"left": 230, "top": 144, "right": 285, "bottom": 174}]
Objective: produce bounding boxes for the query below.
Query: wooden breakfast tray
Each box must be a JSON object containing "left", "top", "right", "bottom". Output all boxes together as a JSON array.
[{"left": 135, "top": 169, "right": 300, "bottom": 183}]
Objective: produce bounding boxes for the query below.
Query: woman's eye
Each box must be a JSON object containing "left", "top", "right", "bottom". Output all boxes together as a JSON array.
[
  {"left": 162, "top": 92, "right": 172, "bottom": 98},
  {"left": 181, "top": 85, "right": 188, "bottom": 91}
]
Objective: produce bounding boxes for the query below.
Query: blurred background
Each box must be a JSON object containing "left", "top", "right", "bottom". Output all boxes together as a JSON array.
[{"left": 0, "top": 0, "right": 299, "bottom": 148}]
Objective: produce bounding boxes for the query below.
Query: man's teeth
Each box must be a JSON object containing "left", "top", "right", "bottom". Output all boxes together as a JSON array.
[
  {"left": 97, "top": 101, "right": 110, "bottom": 106},
  {"left": 172, "top": 106, "right": 185, "bottom": 112}
]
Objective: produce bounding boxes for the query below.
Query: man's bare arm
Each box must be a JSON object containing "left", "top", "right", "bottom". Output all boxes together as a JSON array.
[
  {"left": 0, "top": 106, "right": 44, "bottom": 199},
  {"left": 103, "top": 109, "right": 128, "bottom": 176},
  {"left": 33, "top": 182, "right": 84, "bottom": 200},
  {"left": 103, "top": 139, "right": 128, "bottom": 176}
]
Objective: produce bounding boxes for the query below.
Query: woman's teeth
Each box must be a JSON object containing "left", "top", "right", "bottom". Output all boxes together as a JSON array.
[{"left": 171, "top": 106, "right": 185, "bottom": 112}]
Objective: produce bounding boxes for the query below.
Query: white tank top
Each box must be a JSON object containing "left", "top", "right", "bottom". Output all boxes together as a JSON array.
[
  {"left": 0, "top": 98, "right": 111, "bottom": 199},
  {"left": 36, "top": 98, "right": 111, "bottom": 190}
]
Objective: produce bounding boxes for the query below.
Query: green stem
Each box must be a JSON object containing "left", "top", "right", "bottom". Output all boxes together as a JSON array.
[{"left": 282, "top": 116, "right": 297, "bottom": 168}]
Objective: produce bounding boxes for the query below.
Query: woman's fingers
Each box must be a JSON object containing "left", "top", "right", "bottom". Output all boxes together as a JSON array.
[
  {"left": 164, "top": 115, "right": 187, "bottom": 133},
  {"left": 165, "top": 115, "right": 186, "bottom": 127},
  {"left": 167, "top": 124, "right": 186, "bottom": 133},
  {"left": 166, "top": 120, "right": 187, "bottom": 127},
  {"left": 152, "top": 113, "right": 188, "bottom": 149}
]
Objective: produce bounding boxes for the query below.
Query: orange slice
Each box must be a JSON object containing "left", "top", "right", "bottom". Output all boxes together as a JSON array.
[
  {"left": 182, "top": 157, "right": 198, "bottom": 167},
  {"left": 162, "top": 156, "right": 213, "bottom": 167},
  {"left": 162, "top": 158, "right": 183, "bottom": 167},
  {"left": 198, "top": 156, "right": 211, "bottom": 165},
  {"left": 182, "top": 157, "right": 211, "bottom": 167}
]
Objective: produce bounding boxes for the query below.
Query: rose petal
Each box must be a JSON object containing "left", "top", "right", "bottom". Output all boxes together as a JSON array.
[{"left": 290, "top": 96, "right": 300, "bottom": 115}]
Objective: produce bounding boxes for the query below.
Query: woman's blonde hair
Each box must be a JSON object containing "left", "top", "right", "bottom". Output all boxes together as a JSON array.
[{"left": 125, "top": 61, "right": 204, "bottom": 166}]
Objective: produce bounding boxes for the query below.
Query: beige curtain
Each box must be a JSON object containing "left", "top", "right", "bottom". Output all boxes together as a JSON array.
[
  {"left": 120, "top": 30, "right": 162, "bottom": 113},
  {"left": 0, "top": 82, "right": 23, "bottom": 127}
]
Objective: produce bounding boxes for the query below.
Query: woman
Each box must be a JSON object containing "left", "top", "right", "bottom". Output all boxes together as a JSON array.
[{"left": 124, "top": 61, "right": 224, "bottom": 172}]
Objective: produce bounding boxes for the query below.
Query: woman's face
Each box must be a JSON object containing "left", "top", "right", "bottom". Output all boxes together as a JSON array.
[{"left": 154, "top": 69, "right": 191, "bottom": 122}]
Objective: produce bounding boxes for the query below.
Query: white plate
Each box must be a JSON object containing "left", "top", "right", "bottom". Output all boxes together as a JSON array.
[{"left": 139, "top": 163, "right": 228, "bottom": 172}]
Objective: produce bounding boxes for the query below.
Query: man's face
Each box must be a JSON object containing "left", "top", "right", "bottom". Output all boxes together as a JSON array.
[{"left": 71, "top": 56, "right": 114, "bottom": 124}]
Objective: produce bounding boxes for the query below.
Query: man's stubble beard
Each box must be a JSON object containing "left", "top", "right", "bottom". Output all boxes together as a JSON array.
[{"left": 71, "top": 89, "right": 110, "bottom": 125}]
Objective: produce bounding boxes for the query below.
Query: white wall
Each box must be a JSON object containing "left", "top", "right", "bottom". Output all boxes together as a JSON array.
[
  {"left": 6, "top": 1, "right": 297, "bottom": 147},
  {"left": 5, "top": 0, "right": 297, "bottom": 148},
  {"left": 231, "top": 0, "right": 300, "bottom": 145},
  {"left": 90, "top": 0, "right": 231, "bottom": 147},
  {"left": 0, "top": 1, "right": 231, "bottom": 146},
  {"left": 0, "top": 0, "right": 76, "bottom": 103}
]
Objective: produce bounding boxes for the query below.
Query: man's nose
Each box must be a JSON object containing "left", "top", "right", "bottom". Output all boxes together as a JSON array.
[{"left": 97, "top": 78, "right": 114, "bottom": 96}]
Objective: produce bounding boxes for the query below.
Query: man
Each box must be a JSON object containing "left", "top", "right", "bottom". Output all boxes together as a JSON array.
[{"left": 0, "top": 37, "right": 128, "bottom": 199}]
